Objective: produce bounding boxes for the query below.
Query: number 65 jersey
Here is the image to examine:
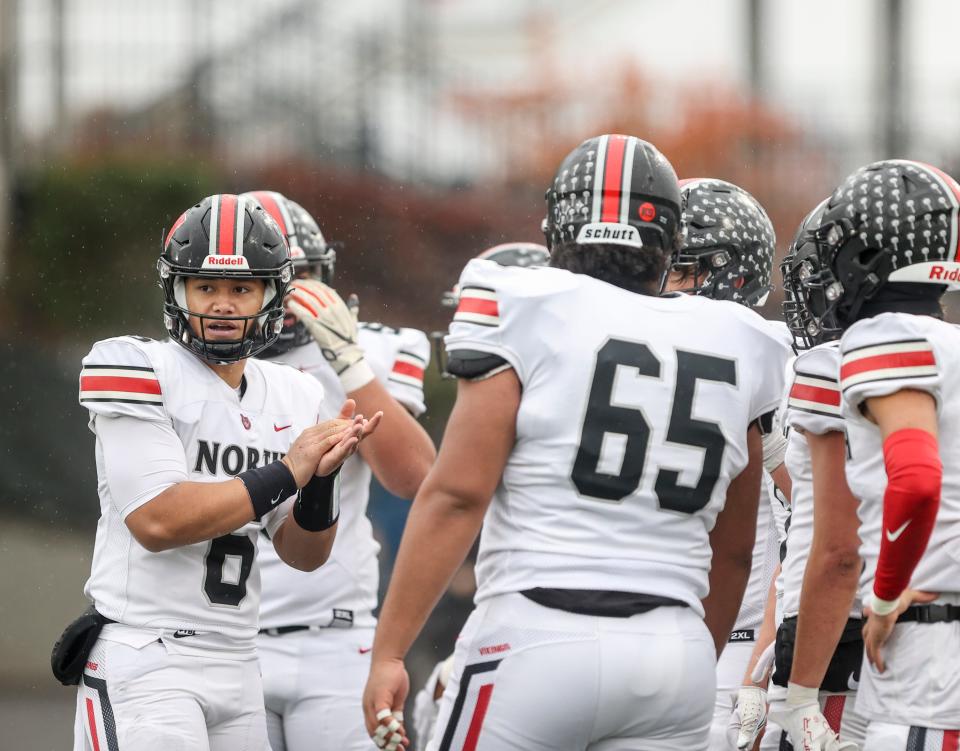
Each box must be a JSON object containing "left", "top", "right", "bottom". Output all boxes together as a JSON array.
[
  {"left": 78, "top": 335, "right": 326, "bottom": 648},
  {"left": 445, "top": 259, "right": 787, "bottom": 612}
]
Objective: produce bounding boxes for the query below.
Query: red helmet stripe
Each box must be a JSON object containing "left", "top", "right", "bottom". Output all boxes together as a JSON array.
[
  {"left": 165, "top": 211, "right": 188, "bottom": 248},
  {"left": 251, "top": 191, "right": 289, "bottom": 235},
  {"left": 919, "top": 162, "right": 960, "bottom": 262},
  {"left": 600, "top": 134, "right": 628, "bottom": 223},
  {"left": 217, "top": 194, "right": 239, "bottom": 255},
  {"left": 590, "top": 135, "right": 609, "bottom": 221}
]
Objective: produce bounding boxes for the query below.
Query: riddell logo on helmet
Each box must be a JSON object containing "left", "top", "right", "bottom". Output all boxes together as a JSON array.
[
  {"left": 201, "top": 255, "right": 250, "bottom": 270},
  {"left": 929, "top": 265, "right": 960, "bottom": 281},
  {"left": 576, "top": 223, "right": 642, "bottom": 248}
]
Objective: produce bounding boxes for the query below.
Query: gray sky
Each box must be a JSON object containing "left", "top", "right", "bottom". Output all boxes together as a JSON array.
[{"left": 14, "top": 0, "right": 960, "bottom": 178}]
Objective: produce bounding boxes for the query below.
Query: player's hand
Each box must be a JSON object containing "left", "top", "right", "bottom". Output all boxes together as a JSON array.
[
  {"left": 314, "top": 408, "right": 383, "bottom": 477},
  {"left": 282, "top": 400, "right": 358, "bottom": 487},
  {"left": 863, "top": 589, "right": 937, "bottom": 673},
  {"left": 769, "top": 702, "right": 857, "bottom": 751},
  {"left": 364, "top": 657, "right": 410, "bottom": 750},
  {"left": 287, "top": 279, "right": 374, "bottom": 392},
  {"left": 726, "top": 686, "right": 767, "bottom": 750},
  {"left": 412, "top": 654, "right": 455, "bottom": 747}
]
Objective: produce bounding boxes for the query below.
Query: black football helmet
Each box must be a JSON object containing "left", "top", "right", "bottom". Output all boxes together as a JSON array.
[
  {"left": 781, "top": 199, "right": 833, "bottom": 350},
  {"left": 542, "top": 134, "right": 681, "bottom": 257},
  {"left": 808, "top": 159, "right": 960, "bottom": 329},
  {"left": 672, "top": 178, "right": 775, "bottom": 307},
  {"left": 158, "top": 194, "right": 293, "bottom": 364},
  {"left": 440, "top": 242, "right": 549, "bottom": 308},
  {"left": 242, "top": 191, "right": 336, "bottom": 356},
  {"left": 242, "top": 191, "right": 335, "bottom": 281}
]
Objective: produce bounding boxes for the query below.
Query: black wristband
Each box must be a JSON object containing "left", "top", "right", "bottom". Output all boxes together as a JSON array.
[
  {"left": 293, "top": 467, "right": 341, "bottom": 532},
  {"left": 238, "top": 461, "right": 298, "bottom": 521}
]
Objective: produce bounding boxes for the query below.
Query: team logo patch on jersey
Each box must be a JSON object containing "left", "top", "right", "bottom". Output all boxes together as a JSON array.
[
  {"left": 840, "top": 339, "right": 937, "bottom": 392},
  {"left": 453, "top": 286, "right": 499, "bottom": 327},
  {"left": 390, "top": 351, "right": 426, "bottom": 387},
  {"left": 80, "top": 365, "right": 162, "bottom": 406},
  {"left": 788, "top": 372, "right": 842, "bottom": 417}
]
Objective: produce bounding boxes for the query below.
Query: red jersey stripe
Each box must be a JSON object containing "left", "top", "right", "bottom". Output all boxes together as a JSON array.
[
  {"left": 217, "top": 194, "right": 239, "bottom": 255},
  {"left": 85, "top": 697, "right": 102, "bottom": 751},
  {"left": 463, "top": 683, "right": 494, "bottom": 751},
  {"left": 81, "top": 375, "right": 161, "bottom": 396},
  {"left": 789, "top": 382, "right": 841, "bottom": 406},
  {"left": 392, "top": 360, "right": 425, "bottom": 381},
  {"left": 840, "top": 350, "right": 935, "bottom": 381},
  {"left": 457, "top": 298, "right": 499, "bottom": 317},
  {"left": 600, "top": 135, "right": 628, "bottom": 223}
]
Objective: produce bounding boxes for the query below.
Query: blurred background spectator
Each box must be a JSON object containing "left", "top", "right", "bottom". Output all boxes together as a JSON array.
[{"left": 1, "top": 0, "right": 957, "bottom": 746}]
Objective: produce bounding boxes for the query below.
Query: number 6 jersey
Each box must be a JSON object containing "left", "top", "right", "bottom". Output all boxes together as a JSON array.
[
  {"left": 78, "top": 336, "right": 326, "bottom": 649},
  {"left": 445, "top": 259, "right": 788, "bottom": 612}
]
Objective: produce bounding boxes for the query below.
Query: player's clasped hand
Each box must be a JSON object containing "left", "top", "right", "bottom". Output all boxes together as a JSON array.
[
  {"left": 364, "top": 657, "right": 410, "bottom": 750},
  {"left": 282, "top": 399, "right": 383, "bottom": 487}
]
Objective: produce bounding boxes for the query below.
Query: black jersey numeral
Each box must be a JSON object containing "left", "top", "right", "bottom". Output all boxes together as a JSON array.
[
  {"left": 203, "top": 534, "right": 255, "bottom": 607},
  {"left": 571, "top": 338, "right": 737, "bottom": 513}
]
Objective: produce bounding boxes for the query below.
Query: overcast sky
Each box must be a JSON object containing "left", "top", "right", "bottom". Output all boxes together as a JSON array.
[{"left": 14, "top": 0, "right": 960, "bottom": 175}]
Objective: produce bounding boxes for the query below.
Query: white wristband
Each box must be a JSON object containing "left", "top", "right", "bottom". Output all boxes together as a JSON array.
[
  {"left": 339, "top": 358, "right": 376, "bottom": 394},
  {"left": 785, "top": 682, "right": 818, "bottom": 707},
  {"left": 871, "top": 593, "right": 901, "bottom": 616}
]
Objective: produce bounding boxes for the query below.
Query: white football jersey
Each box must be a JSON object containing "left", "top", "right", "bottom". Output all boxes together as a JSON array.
[
  {"left": 79, "top": 336, "right": 326, "bottom": 646},
  {"left": 734, "top": 320, "right": 793, "bottom": 634},
  {"left": 779, "top": 341, "right": 862, "bottom": 618},
  {"left": 257, "top": 323, "right": 429, "bottom": 629},
  {"left": 840, "top": 312, "right": 960, "bottom": 602},
  {"left": 445, "top": 259, "right": 787, "bottom": 613}
]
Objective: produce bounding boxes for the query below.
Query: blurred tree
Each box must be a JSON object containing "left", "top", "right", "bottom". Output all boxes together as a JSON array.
[{"left": 6, "top": 155, "right": 218, "bottom": 341}]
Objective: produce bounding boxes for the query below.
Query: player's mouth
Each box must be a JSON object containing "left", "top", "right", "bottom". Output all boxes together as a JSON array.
[{"left": 204, "top": 320, "right": 243, "bottom": 339}]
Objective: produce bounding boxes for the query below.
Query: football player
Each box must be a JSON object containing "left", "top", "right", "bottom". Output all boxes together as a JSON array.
[
  {"left": 662, "top": 177, "right": 794, "bottom": 750},
  {"left": 413, "top": 241, "right": 550, "bottom": 747},
  {"left": 242, "top": 191, "right": 436, "bottom": 751},
  {"left": 71, "top": 194, "right": 380, "bottom": 751},
  {"left": 778, "top": 160, "right": 960, "bottom": 750},
  {"left": 756, "top": 204, "right": 867, "bottom": 751},
  {"left": 363, "top": 134, "right": 787, "bottom": 751}
]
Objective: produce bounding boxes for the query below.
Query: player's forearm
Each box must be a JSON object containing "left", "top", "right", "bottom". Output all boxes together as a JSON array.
[
  {"left": 352, "top": 379, "right": 436, "bottom": 499},
  {"left": 703, "top": 546, "right": 754, "bottom": 656},
  {"left": 742, "top": 570, "right": 779, "bottom": 686},
  {"left": 372, "top": 486, "right": 487, "bottom": 662},
  {"left": 272, "top": 516, "right": 337, "bottom": 571},
  {"left": 790, "top": 545, "right": 860, "bottom": 687},
  {"left": 125, "top": 479, "right": 255, "bottom": 552}
]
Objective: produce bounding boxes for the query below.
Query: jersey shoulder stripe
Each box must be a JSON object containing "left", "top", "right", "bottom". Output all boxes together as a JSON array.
[
  {"left": 80, "top": 364, "right": 162, "bottom": 405},
  {"left": 454, "top": 286, "right": 499, "bottom": 327},
  {"left": 788, "top": 371, "right": 841, "bottom": 417},
  {"left": 390, "top": 350, "right": 426, "bottom": 388},
  {"left": 839, "top": 338, "right": 936, "bottom": 392}
]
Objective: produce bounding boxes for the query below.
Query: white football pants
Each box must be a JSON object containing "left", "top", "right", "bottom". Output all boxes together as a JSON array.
[
  {"left": 74, "top": 636, "right": 269, "bottom": 751},
  {"left": 427, "top": 592, "right": 717, "bottom": 751},
  {"left": 259, "top": 626, "right": 375, "bottom": 751}
]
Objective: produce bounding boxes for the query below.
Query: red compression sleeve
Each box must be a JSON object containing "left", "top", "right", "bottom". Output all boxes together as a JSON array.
[{"left": 873, "top": 429, "right": 941, "bottom": 602}]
